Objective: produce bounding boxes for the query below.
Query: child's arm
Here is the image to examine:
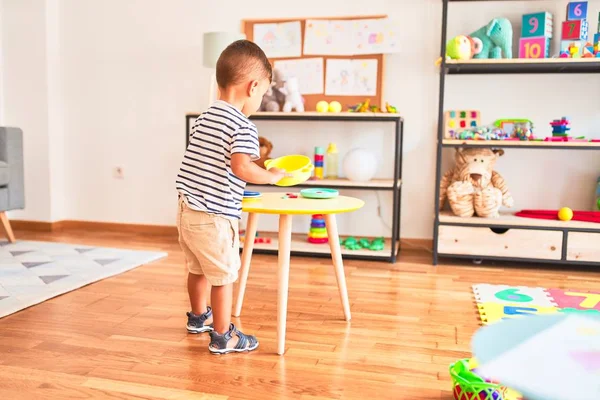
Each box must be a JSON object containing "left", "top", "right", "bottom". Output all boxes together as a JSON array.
[{"left": 231, "top": 153, "right": 285, "bottom": 185}]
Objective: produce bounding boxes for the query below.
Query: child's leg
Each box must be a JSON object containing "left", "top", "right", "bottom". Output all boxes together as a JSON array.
[
  {"left": 211, "top": 283, "right": 232, "bottom": 334},
  {"left": 188, "top": 272, "right": 211, "bottom": 315}
]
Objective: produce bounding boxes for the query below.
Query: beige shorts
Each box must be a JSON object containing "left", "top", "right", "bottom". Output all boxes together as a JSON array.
[{"left": 176, "top": 197, "right": 241, "bottom": 286}]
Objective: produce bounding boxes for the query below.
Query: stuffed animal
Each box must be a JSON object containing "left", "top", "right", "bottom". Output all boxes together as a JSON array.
[
  {"left": 281, "top": 77, "right": 304, "bottom": 112},
  {"left": 435, "top": 35, "right": 482, "bottom": 65},
  {"left": 439, "top": 148, "right": 514, "bottom": 218},
  {"left": 470, "top": 18, "right": 513, "bottom": 59},
  {"left": 255, "top": 136, "right": 273, "bottom": 169},
  {"left": 260, "top": 68, "right": 286, "bottom": 112}
]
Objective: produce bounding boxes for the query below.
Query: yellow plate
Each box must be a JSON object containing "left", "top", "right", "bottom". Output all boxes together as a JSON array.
[{"left": 264, "top": 155, "right": 314, "bottom": 187}]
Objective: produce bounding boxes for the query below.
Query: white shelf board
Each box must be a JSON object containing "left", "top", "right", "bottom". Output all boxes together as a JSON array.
[{"left": 439, "top": 211, "right": 600, "bottom": 231}]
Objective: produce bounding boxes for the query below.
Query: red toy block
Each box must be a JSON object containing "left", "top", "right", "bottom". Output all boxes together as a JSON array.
[{"left": 562, "top": 20, "right": 589, "bottom": 41}]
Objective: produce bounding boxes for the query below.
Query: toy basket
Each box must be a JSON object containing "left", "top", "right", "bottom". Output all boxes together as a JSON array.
[
  {"left": 449, "top": 359, "right": 504, "bottom": 400},
  {"left": 264, "top": 155, "right": 313, "bottom": 187}
]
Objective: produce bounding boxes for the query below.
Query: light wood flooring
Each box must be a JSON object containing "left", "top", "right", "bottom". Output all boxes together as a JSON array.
[{"left": 1, "top": 229, "right": 599, "bottom": 399}]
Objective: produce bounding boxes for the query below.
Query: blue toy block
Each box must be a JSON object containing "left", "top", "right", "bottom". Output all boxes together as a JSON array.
[
  {"left": 567, "top": 2, "right": 588, "bottom": 21},
  {"left": 594, "top": 32, "right": 600, "bottom": 44},
  {"left": 522, "top": 12, "right": 553, "bottom": 38}
]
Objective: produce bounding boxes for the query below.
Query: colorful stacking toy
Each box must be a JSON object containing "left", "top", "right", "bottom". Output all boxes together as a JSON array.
[
  {"left": 308, "top": 214, "right": 328, "bottom": 244},
  {"left": 314, "top": 147, "right": 324, "bottom": 180}
]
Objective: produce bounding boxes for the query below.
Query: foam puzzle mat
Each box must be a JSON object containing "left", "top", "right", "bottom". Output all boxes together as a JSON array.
[{"left": 473, "top": 284, "right": 600, "bottom": 325}]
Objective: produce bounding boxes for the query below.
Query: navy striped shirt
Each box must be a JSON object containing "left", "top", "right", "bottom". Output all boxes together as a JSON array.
[{"left": 176, "top": 100, "right": 260, "bottom": 219}]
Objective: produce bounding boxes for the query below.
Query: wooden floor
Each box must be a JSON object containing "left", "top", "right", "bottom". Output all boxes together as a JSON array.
[{"left": 1, "top": 229, "right": 599, "bottom": 400}]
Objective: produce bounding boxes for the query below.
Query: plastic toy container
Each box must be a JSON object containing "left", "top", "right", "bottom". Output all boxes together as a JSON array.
[
  {"left": 264, "top": 155, "right": 314, "bottom": 187},
  {"left": 449, "top": 359, "right": 508, "bottom": 400}
]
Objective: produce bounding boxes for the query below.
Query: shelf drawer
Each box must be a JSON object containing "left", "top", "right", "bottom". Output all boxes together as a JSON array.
[
  {"left": 438, "top": 225, "right": 563, "bottom": 260},
  {"left": 566, "top": 232, "right": 600, "bottom": 263}
]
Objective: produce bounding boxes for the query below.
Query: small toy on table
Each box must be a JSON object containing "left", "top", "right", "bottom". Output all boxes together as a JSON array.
[
  {"left": 308, "top": 214, "right": 328, "bottom": 244},
  {"left": 281, "top": 77, "right": 304, "bottom": 112}
]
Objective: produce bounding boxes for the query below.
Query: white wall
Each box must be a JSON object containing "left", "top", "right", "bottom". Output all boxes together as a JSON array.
[{"left": 1, "top": 0, "right": 599, "bottom": 239}]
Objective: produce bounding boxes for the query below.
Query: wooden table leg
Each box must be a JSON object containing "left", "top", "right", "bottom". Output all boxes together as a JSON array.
[
  {"left": 277, "top": 214, "right": 293, "bottom": 355},
  {"left": 0, "top": 212, "right": 15, "bottom": 243},
  {"left": 324, "top": 214, "right": 351, "bottom": 321},
  {"left": 233, "top": 213, "right": 258, "bottom": 317}
]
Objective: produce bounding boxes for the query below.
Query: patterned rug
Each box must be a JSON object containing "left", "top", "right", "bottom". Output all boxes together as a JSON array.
[
  {"left": 0, "top": 240, "right": 166, "bottom": 318},
  {"left": 473, "top": 284, "right": 600, "bottom": 325}
]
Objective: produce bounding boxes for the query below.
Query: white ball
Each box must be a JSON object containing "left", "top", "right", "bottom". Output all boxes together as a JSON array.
[{"left": 343, "top": 148, "right": 378, "bottom": 182}]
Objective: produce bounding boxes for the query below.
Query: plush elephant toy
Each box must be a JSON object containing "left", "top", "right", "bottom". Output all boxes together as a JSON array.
[{"left": 470, "top": 18, "right": 513, "bottom": 59}]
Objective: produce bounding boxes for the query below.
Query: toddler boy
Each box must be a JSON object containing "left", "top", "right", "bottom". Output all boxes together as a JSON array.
[{"left": 176, "top": 40, "right": 285, "bottom": 354}]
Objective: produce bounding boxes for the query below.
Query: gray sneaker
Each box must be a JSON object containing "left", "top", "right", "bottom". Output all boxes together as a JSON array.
[
  {"left": 186, "top": 307, "right": 214, "bottom": 333},
  {"left": 209, "top": 323, "right": 259, "bottom": 354}
]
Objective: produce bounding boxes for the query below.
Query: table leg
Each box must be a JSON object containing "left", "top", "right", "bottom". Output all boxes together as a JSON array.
[
  {"left": 324, "top": 214, "right": 351, "bottom": 321},
  {"left": 277, "top": 214, "right": 292, "bottom": 355},
  {"left": 233, "top": 212, "right": 258, "bottom": 317}
]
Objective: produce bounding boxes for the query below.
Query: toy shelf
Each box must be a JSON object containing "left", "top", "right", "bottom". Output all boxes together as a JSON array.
[
  {"left": 442, "top": 139, "right": 600, "bottom": 149},
  {"left": 444, "top": 59, "right": 600, "bottom": 75},
  {"left": 242, "top": 232, "right": 399, "bottom": 262},
  {"left": 186, "top": 112, "right": 404, "bottom": 263},
  {"left": 248, "top": 178, "right": 402, "bottom": 191},
  {"left": 433, "top": 0, "right": 600, "bottom": 267}
]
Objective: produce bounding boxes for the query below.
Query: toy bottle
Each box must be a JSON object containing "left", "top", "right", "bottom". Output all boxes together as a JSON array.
[
  {"left": 314, "top": 146, "right": 324, "bottom": 179},
  {"left": 595, "top": 176, "right": 600, "bottom": 211},
  {"left": 325, "top": 143, "right": 338, "bottom": 179}
]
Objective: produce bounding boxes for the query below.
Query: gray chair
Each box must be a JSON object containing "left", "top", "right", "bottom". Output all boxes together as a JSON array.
[{"left": 0, "top": 127, "right": 24, "bottom": 242}]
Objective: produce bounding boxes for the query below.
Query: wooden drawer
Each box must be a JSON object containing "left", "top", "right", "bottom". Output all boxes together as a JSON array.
[
  {"left": 438, "top": 225, "right": 563, "bottom": 260},
  {"left": 566, "top": 232, "right": 600, "bottom": 263}
]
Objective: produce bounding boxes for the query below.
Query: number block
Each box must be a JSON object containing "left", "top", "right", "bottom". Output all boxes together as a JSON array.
[
  {"left": 562, "top": 19, "right": 589, "bottom": 40},
  {"left": 519, "top": 37, "right": 551, "bottom": 58},
  {"left": 567, "top": 2, "right": 588, "bottom": 21},
  {"left": 594, "top": 32, "right": 600, "bottom": 45},
  {"left": 521, "top": 12, "right": 553, "bottom": 38}
]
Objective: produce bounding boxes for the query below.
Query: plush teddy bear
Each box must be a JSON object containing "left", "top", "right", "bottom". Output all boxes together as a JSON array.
[
  {"left": 259, "top": 68, "right": 286, "bottom": 112},
  {"left": 255, "top": 136, "right": 273, "bottom": 169},
  {"left": 439, "top": 148, "right": 513, "bottom": 218}
]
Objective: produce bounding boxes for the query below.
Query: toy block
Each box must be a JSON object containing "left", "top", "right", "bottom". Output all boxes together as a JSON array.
[
  {"left": 562, "top": 19, "right": 589, "bottom": 40},
  {"left": 567, "top": 2, "right": 588, "bottom": 21},
  {"left": 561, "top": 40, "right": 586, "bottom": 57},
  {"left": 443, "top": 110, "right": 480, "bottom": 139},
  {"left": 519, "top": 37, "right": 550, "bottom": 58},
  {"left": 522, "top": 12, "right": 553, "bottom": 38},
  {"left": 594, "top": 32, "right": 600, "bottom": 45}
]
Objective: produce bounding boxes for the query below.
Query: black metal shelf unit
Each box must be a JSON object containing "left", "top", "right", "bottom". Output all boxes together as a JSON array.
[
  {"left": 433, "top": 0, "right": 600, "bottom": 267},
  {"left": 185, "top": 112, "right": 404, "bottom": 263}
]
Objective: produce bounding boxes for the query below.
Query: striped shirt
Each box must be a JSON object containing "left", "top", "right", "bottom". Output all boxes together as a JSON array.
[{"left": 176, "top": 100, "right": 260, "bottom": 219}]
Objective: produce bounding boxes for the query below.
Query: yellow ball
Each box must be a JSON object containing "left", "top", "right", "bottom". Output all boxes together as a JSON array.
[
  {"left": 328, "top": 101, "right": 342, "bottom": 113},
  {"left": 558, "top": 207, "right": 573, "bottom": 221},
  {"left": 316, "top": 101, "right": 329, "bottom": 113}
]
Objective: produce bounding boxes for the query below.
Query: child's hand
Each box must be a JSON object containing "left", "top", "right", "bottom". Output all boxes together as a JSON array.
[{"left": 267, "top": 168, "right": 289, "bottom": 185}]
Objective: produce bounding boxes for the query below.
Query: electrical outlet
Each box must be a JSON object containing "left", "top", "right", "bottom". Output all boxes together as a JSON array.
[{"left": 113, "top": 167, "right": 124, "bottom": 179}]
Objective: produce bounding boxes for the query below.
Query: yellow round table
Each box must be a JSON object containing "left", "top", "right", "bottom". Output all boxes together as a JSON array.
[{"left": 234, "top": 192, "right": 364, "bottom": 355}]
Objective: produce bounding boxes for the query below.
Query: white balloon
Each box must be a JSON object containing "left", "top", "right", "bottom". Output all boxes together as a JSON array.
[{"left": 343, "top": 148, "right": 378, "bottom": 182}]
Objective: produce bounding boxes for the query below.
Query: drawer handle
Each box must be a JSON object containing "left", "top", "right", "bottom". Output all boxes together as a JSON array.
[{"left": 490, "top": 228, "right": 510, "bottom": 235}]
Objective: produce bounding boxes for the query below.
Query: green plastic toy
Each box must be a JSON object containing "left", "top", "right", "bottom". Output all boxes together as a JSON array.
[
  {"left": 339, "top": 237, "right": 385, "bottom": 251},
  {"left": 369, "top": 237, "right": 385, "bottom": 251}
]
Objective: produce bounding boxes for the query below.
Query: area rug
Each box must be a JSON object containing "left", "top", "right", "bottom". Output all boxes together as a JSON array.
[
  {"left": 0, "top": 240, "right": 166, "bottom": 318},
  {"left": 473, "top": 284, "right": 600, "bottom": 325}
]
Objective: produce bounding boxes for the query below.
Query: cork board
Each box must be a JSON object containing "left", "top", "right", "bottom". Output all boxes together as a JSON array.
[{"left": 240, "top": 15, "right": 386, "bottom": 112}]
